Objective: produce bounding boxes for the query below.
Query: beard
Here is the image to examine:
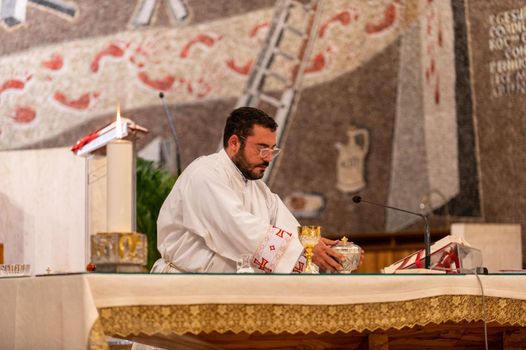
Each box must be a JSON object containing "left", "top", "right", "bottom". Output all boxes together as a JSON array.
[{"left": 232, "top": 146, "right": 270, "bottom": 180}]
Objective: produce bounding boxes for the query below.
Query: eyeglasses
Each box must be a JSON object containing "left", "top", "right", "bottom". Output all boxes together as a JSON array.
[
  {"left": 258, "top": 146, "right": 281, "bottom": 158},
  {"left": 238, "top": 135, "right": 282, "bottom": 158}
]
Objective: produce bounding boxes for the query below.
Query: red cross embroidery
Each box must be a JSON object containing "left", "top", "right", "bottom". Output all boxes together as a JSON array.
[
  {"left": 253, "top": 257, "right": 272, "bottom": 273},
  {"left": 269, "top": 245, "right": 276, "bottom": 251},
  {"left": 274, "top": 227, "right": 292, "bottom": 238},
  {"left": 292, "top": 261, "right": 305, "bottom": 273}
]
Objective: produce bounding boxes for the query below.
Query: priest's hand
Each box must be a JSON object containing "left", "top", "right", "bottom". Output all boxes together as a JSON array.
[
  {"left": 312, "top": 237, "right": 344, "bottom": 273},
  {"left": 358, "top": 246, "right": 365, "bottom": 267}
]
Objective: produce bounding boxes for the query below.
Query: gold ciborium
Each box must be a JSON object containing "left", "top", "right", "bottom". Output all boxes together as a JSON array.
[{"left": 298, "top": 225, "right": 321, "bottom": 274}]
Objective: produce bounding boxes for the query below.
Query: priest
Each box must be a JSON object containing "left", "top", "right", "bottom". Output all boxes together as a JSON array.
[{"left": 152, "top": 107, "right": 345, "bottom": 273}]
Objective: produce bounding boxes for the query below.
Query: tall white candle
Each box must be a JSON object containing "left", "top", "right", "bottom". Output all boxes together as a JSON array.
[{"left": 106, "top": 139, "right": 136, "bottom": 232}]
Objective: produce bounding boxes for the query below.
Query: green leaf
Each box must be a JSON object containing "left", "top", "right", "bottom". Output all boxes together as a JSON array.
[{"left": 136, "top": 158, "right": 177, "bottom": 270}]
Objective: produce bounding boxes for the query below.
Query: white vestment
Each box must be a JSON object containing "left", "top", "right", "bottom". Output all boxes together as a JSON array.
[{"left": 153, "top": 149, "right": 305, "bottom": 273}]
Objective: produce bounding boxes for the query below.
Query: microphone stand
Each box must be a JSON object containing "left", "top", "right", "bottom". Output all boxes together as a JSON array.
[
  {"left": 353, "top": 196, "right": 431, "bottom": 269},
  {"left": 159, "top": 92, "right": 182, "bottom": 176}
]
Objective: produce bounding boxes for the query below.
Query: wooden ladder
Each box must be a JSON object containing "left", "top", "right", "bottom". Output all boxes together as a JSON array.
[{"left": 235, "top": 0, "right": 323, "bottom": 183}]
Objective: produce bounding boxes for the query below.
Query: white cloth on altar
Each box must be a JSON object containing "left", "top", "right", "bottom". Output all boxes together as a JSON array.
[{"left": 153, "top": 149, "right": 303, "bottom": 273}]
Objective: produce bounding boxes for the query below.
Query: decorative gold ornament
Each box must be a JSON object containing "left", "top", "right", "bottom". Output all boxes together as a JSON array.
[{"left": 91, "top": 232, "right": 147, "bottom": 266}]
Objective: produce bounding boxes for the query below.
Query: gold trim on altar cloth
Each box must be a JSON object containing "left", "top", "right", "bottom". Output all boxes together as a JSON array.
[{"left": 90, "top": 295, "right": 526, "bottom": 346}]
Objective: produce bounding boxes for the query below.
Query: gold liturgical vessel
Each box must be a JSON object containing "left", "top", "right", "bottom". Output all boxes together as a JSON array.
[
  {"left": 298, "top": 225, "right": 321, "bottom": 273},
  {"left": 333, "top": 236, "right": 363, "bottom": 273}
]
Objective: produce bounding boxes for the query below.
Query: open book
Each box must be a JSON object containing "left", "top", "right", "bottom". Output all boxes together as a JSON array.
[{"left": 382, "top": 235, "right": 482, "bottom": 274}]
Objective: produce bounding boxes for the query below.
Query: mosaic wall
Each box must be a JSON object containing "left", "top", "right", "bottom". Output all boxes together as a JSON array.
[
  {"left": 463, "top": 0, "right": 526, "bottom": 262},
  {"left": 0, "top": 0, "right": 524, "bottom": 261}
]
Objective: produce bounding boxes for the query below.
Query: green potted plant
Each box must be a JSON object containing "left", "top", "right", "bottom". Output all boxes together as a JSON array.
[{"left": 136, "top": 158, "right": 177, "bottom": 270}]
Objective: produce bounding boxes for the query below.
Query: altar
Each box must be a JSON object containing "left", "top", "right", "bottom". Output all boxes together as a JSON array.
[{"left": 1, "top": 273, "right": 526, "bottom": 350}]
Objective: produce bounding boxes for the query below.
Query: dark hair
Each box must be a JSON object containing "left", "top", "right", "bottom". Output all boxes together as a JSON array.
[{"left": 222, "top": 107, "right": 278, "bottom": 147}]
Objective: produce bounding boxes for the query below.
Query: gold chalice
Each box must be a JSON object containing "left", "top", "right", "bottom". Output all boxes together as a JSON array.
[{"left": 298, "top": 225, "right": 321, "bottom": 274}]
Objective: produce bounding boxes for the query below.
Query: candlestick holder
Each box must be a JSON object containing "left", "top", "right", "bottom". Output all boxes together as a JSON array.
[{"left": 298, "top": 225, "right": 321, "bottom": 274}]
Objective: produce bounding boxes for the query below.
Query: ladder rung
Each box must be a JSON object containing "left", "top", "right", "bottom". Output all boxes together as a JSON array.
[
  {"left": 265, "top": 71, "right": 290, "bottom": 84},
  {"left": 259, "top": 93, "right": 283, "bottom": 107},
  {"left": 273, "top": 48, "right": 298, "bottom": 62},
  {"left": 288, "top": 0, "right": 312, "bottom": 12},
  {"left": 285, "top": 25, "right": 306, "bottom": 37}
]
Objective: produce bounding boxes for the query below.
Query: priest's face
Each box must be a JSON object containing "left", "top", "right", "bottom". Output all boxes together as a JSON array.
[{"left": 232, "top": 125, "right": 277, "bottom": 180}]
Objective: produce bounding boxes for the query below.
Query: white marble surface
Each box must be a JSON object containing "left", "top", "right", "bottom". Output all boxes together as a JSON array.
[{"left": 0, "top": 147, "right": 88, "bottom": 274}]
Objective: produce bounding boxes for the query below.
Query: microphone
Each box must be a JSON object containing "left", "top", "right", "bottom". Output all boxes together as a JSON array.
[
  {"left": 159, "top": 92, "right": 182, "bottom": 176},
  {"left": 352, "top": 195, "right": 431, "bottom": 269}
]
